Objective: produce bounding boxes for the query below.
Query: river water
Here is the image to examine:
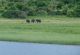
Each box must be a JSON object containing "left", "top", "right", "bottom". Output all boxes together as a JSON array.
[{"left": 0, "top": 41, "right": 80, "bottom": 55}]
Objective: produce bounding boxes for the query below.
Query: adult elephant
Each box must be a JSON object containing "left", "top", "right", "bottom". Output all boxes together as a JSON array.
[
  {"left": 36, "top": 19, "right": 41, "bottom": 23},
  {"left": 26, "top": 19, "right": 30, "bottom": 23}
]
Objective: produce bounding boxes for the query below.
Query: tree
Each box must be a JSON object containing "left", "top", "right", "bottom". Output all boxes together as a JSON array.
[{"left": 0, "top": 0, "right": 79, "bottom": 18}]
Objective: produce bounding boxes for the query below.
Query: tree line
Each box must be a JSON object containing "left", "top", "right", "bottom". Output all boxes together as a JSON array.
[{"left": 0, "top": 0, "right": 80, "bottom": 18}]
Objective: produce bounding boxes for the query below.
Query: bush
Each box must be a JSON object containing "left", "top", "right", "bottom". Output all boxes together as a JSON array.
[
  {"left": 36, "top": 10, "right": 48, "bottom": 16},
  {"left": 27, "top": 10, "right": 36, "bottom": 16},
  {"left": 67, "top": 5, "right": 80, "bottom": 17},
  {"left": 7, "top": 0, "right": 25, "bottom": 2},
  {"left": 73, "top": 5, "right": 80, "bottom": 17},
  {"left": 67, "top": 9, "right": 74, "bottom": 17},
  {"left": 2, "top": 10, "right": 26, "bottom": 18},
  {"left": 48, "top": 10, "right": 63, "bottom": 15}
]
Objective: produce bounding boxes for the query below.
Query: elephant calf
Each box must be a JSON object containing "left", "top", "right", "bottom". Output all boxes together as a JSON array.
[{"left": 31, "top": 19, "right": 35, "bottom": 23}]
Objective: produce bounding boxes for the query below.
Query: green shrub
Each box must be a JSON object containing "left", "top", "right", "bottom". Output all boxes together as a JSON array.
[
  {"left": 2, "top": 10, "right": 26, "bottom": 18},
  {"left": 27, "top": 10, "right": 36, "bottom": 16},
  {"left": 48, "top": 10, "right": 63, "bottom": 15},
  {"left": 67, "top": 9, "right": 74, "bottom": 17},
  {"left": 73, "top": 5, "right": 80, "bottom": 17},
  {"left": 67, "top": 5, "right": 80, "bottom": 17},
  {"left": 36, "top": 10, "right": 48, "bottom": 16},
  {"left": 7, "top": 0, "right": 25, "bottom": 2}
]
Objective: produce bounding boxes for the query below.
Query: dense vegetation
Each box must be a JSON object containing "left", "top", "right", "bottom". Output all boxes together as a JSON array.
[{"left": 0, "top": 0, "right": 80, "bottom": 18}]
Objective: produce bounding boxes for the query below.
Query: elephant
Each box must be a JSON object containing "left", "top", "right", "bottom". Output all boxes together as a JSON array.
[
  {"left": 36, "top": 19, "right": 41, "bottom": 23},
  {"left": 31, "top": 19, "right": 35, "bottom": 23},
  {"left": 26, "top": 19, "right": 30, "bottom": 23},
  {"left": 26, "top": 19, "right": 41, "bottom": 23}
]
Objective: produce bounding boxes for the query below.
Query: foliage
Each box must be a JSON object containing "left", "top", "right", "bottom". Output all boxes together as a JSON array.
[
  {"left": 2, "top": 10, "right": 26, "bottom": 18},
  {"left": 0, "top": 0, "right": 80, "bottom": 18}
]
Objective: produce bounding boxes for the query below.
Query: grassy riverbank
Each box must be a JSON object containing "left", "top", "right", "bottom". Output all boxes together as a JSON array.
[{"left": 0, "top": 16, "right": 80, "bottom": 45}]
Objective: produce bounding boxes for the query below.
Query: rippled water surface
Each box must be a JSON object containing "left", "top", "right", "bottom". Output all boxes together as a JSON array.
[{"left": 0, "top": 41, "right": 80, "bottom": 55}]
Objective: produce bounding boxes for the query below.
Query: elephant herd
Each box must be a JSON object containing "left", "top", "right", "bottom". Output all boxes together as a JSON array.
[{"left": 26, "top": 19, "right": 41, "bottom": 23}]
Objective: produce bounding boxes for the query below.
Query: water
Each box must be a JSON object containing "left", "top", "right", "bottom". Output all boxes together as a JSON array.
[{"left": 0, "top": 41, "right": 80, "bottom": 55}]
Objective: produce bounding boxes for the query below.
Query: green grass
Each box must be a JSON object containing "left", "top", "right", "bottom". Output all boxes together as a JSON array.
[{"left": 0, "top": 16, "right": 80, "bottom": 45}]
